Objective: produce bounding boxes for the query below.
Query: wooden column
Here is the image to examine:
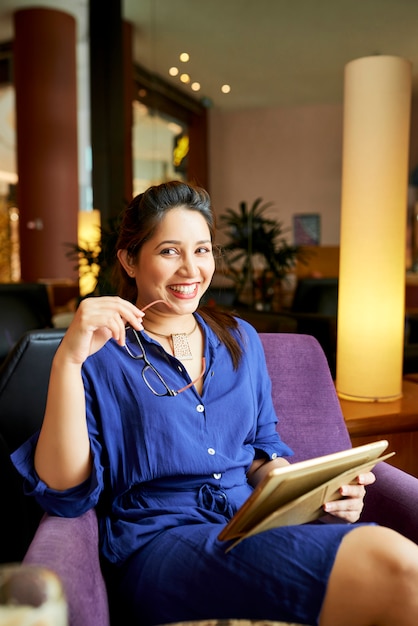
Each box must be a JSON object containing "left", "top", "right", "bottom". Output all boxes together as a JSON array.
[
  {"left": 13, "top": 8, "right": 79, "bottom": 282},
  {"left": 123, "top": 21, "right": 134, "bottom": 204},
  {"left": 89, "top": 0, "right": 131, "bottom": 224}
]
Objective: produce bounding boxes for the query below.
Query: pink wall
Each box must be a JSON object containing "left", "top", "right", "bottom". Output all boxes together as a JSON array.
[{"left": 209, "top": 101, "right": 418, "bottom": 246}]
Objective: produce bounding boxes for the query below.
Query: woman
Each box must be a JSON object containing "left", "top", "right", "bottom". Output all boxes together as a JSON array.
[{"left": 13, "top": 181, "right": 418, "bottom": 626}]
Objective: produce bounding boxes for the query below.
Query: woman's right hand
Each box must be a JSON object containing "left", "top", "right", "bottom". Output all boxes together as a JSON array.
[{"left": 58, "top": 296, "right": 145, "bottom": 365}]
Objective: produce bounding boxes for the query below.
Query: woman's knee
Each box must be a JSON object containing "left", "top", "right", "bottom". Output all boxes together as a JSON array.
[{"left": 320, "top": 525, "right": 418, "bottom": 626}]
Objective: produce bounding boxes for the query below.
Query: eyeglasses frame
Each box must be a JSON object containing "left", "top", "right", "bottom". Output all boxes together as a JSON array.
[{"left": 124, "top": 325, "right": 205, "bottom": 397}]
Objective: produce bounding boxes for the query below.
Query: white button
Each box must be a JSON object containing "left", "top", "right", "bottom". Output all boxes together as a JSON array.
[
  {"left": 213, "top": 473, "right": 221, "bottom": 479},
  {"left": 196, "top": 404, "right": 204, "bottom": 412},
  {"left": 208, "top": 447, "right": 215, "bottom": 455},
  {"left": 271, "top": 453, "right": 278, "bottom": 459}
]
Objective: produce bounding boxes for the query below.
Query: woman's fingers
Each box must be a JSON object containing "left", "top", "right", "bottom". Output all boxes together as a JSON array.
[
  {"left": 323, "top": 472, "right": 376, "bottom": 523},
  {"left": 60, "top": 296, "right": 145, "bottom": 361}
]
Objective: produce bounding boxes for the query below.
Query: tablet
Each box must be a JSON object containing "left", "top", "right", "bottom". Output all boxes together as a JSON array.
[{"left": 218, "top": 440, "right": 394, "bottom": 549}]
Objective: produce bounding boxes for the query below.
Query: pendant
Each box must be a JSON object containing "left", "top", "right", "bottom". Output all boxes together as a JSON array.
[{"left": 171, "top": 333, "right": 193, "bottom": 360}]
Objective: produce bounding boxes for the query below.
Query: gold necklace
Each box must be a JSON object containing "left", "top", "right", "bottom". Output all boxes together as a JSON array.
[{"left": 143, "top": 320, "right": 198, "bottom": 360}]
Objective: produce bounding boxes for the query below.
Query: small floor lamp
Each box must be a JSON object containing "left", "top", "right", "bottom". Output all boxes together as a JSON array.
[{"left": 336, "top": 55, "right": 412, "bottom": 402}]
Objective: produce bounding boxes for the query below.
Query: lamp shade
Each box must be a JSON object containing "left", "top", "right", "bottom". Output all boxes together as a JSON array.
[{"left": 336, "top": 55, "right": 411, "bottom": 402}]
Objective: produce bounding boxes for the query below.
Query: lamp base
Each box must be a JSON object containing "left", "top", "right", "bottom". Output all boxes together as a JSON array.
[{"left": 337, "top": 390, "right": 403, "bottom": 403}]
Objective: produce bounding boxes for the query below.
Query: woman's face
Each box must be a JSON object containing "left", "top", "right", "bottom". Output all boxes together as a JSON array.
[{"left": 130, "top": 207, "right": 215, "bottom": 313}]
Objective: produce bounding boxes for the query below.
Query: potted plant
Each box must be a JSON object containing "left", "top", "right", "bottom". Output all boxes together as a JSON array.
[
  {"left": 65, "top": 215, "right": 121, "bottom": 297},
  {"left": 218, "top": 198, "right": 302, "bottom": 310}
]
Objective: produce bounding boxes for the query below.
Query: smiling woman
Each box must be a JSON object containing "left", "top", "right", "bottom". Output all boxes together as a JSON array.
[{"left": 10, "top": 180, "right": 418, "bottom": 626}]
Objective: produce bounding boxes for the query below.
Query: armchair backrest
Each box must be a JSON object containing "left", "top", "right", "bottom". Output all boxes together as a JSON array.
[{"left": 259, "top": 332, "right": 351, "bottom": 462}]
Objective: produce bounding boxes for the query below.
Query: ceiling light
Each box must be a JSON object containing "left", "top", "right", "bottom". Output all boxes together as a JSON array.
[
  {"left": 180, "top": 73, "right": 190, "bottom": 84},
  {"left": 179, "top": 52, "right": 189, "bottom": 62},
  {"left": 191, "top": 82, "right": 201, "bottom": 92},
  {"left": 169, "top": 66, "right": 179, "bottom": 76},
  {"left": 221, "top": 84, "right": 231, "bottom": 94}
]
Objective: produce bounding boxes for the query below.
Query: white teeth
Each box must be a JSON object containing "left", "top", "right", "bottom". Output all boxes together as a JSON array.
[{"left": 170, "top": 285, "right": 196, "bottom": 294}]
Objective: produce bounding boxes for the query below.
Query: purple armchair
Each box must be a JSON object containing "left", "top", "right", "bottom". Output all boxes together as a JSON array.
[{"left": 22, "top": 333, "right": 418, "bottom": 626}]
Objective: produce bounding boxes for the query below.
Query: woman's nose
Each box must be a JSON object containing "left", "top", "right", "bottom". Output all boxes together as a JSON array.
[{"left": 179, "top": 254, "right": 198, "bottom": 275}]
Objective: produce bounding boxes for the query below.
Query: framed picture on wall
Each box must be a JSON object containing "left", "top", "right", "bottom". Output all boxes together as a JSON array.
[{"left": 293, "top": 213, "right": 321, "bottom": 246}]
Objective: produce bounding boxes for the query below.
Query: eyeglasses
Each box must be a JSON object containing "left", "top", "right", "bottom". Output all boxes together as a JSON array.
[
  {"left": 125, "top": 328, "right": 205, "bottom": 396},
  {"left": 124, "top": 300, "right": 205, "bottom": 396}
]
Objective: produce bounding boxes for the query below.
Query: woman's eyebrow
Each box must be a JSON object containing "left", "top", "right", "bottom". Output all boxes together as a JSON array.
[{"left": 155, "top": 239, "right": 211, "bottom": 248}]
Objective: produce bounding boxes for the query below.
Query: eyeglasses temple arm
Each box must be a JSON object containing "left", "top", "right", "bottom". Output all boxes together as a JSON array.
[{"left": 176, "top": 358, "right": 206, "bottom": 395}]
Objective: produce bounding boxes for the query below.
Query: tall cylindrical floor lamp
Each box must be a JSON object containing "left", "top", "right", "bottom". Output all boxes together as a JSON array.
[{"left": 336, "top": 55, "right": 412, "bottom": 402}]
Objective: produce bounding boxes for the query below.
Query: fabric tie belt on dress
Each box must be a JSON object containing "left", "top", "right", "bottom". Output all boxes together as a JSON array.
[
  {"left": 198, "top": 483, "right": 234, "bottom": 517},
  {"left": 119, "top": 470, "right": 249, "bottom": 518}
]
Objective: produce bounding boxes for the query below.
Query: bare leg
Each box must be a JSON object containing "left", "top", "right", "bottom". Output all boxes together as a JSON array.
[{"left": 320, "top": 526, "right": 418, "bottom": 626}]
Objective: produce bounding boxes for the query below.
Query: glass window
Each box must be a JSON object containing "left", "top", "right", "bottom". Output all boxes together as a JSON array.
[{"left": 132, "top": 100, "right": 189, "bottom": 195}]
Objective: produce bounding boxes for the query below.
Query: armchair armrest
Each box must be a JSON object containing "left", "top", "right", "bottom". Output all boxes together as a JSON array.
[
  {"left": 23, "top": 510, "right": 109, "bottom": 626},
  {"left": 361, "top": 461, "right": 418, "bottom": 544}
]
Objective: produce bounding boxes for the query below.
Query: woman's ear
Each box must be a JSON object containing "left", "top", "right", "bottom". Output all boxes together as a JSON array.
[{"left": 117, "top": 249, "right": 136, "bottom": 278}]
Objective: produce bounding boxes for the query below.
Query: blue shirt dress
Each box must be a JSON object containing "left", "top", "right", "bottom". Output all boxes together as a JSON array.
[{"left": 12, "top": 316, "right": 361, "bottom": 626}]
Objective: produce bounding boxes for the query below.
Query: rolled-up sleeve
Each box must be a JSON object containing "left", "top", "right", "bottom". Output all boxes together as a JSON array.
[
  {"left": 252, "top": 425, "right": 294, "bottom": 461},
  {"left": 11, "top": 431, "right": 104, "bottom": 517}
]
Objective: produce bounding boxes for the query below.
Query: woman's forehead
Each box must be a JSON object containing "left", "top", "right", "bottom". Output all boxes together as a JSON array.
[{"left": 155, "top": 207, "right": 210, "bottom": 233}]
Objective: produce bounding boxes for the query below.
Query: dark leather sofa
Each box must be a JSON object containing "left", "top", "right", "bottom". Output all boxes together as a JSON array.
[
  {"left": 0, "top": 282, "right": 53, "bottom": 365},
  {"left": 0, "top": 328, "right": 66, "bottom": 563}
]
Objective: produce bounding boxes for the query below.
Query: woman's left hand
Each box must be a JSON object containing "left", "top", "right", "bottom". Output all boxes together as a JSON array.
[{"left": 322, "top": 471, "right": 376, "bottom": 523}]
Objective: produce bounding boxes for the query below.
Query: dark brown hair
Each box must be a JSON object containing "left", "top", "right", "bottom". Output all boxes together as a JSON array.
[{"left": 114, "top": 181, "right": 243, "bottom": 368}]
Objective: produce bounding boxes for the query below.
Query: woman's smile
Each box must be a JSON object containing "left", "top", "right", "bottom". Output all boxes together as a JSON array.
[{"left": 168, "top": 283, "right": 200, "bottom": 298}]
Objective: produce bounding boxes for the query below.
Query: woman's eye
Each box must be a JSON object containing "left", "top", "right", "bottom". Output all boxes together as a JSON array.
[
  {"left": 160, "top": 248, "right": 178, "bottom": 256},
  {"left": 196, "top": 246, "right": 212, "bottom": 254}
]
